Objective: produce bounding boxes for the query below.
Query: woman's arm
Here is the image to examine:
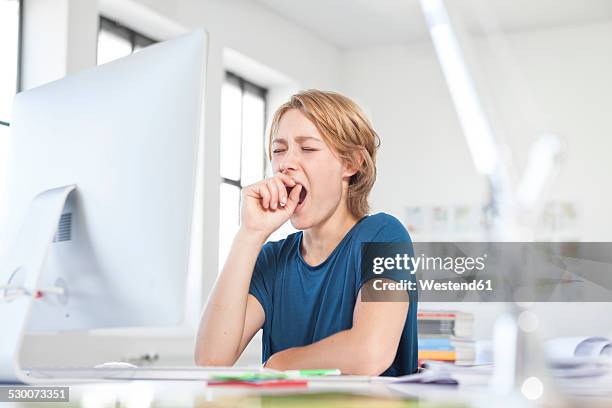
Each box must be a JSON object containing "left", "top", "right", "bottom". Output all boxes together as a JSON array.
[
  {"left": 264, "top": 282, "right": 409, "bottom": 375},
  {"left": 194, "top": 230, "right": 266, "bottom": 366},
  {"left": 194, "top": 174, "right": 302, "bottom": 366}
]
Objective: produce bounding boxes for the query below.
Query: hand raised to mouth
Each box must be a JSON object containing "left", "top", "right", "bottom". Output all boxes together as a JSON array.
[{"left": 240, "top": 174, "right": 303, "bottom": 239}]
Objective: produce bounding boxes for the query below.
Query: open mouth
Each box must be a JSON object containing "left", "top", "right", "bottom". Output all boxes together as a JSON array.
[{"left": 287, "top": 185, "right": 308, "bottom": 206}]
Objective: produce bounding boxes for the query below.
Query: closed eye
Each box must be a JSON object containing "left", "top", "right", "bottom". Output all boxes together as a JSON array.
[
  {"left": 272, "top": 149, "right": 286, "bottom": 154},
  {"left": 302, "top": 147, "right": 318, "bottom": 152}
]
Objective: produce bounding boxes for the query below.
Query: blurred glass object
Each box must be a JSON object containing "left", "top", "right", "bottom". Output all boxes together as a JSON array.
[
  {"left": 419, "top": 0, "right": 499, "bottom": 176},
  {"left": 516, "top": 133, "right": 564, "bottom": 209}
]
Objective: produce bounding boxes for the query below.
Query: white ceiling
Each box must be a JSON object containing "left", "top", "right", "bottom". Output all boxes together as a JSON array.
[{"left": 253, "top": 0, "right": 612, "bottom": 49}]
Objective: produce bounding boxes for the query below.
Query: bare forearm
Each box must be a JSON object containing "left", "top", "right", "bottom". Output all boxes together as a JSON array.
[
  {"left": 265, "top": 291, "right": 408, "bottom": 375},
  {"left": 265, "top": 328, "right": 392, "bottom": 376},
  {"left": 195, "top": 229, "right": 265, "bottom": 365}
]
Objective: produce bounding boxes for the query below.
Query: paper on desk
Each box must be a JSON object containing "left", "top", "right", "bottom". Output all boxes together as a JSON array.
[
  {"left": 422, "top": 360, "right": 492, "bottom": 373},
  {"left": 555, "top": 373, "right": 612, "bottom": 397},
  {"left": 374, "top": 369, "right": 458, "bottom": 385},
  {"left": 450, "top": 337, "right": 612, "bottom": 365},
  {"left": 550, "top": 364, "right": 610, "bottom": 378},
  {"left": 545, "top": 336, "right": 612, "bottom": 360},
  {"left": 299, "top": 375, "right": 372, "bottom": 382},
  {"left": 26, "top": 366, "right": 281, "bottom": 381}
]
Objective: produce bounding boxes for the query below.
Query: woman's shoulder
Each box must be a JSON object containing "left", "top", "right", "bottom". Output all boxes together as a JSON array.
[
  {"left": 355, "top": 212, "right": 411, "bottom": 242},
  {"left": 359, "top": 212, "right": 406, "bottom": 232}
]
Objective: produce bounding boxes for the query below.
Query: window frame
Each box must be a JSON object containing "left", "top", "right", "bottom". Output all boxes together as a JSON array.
[
  {"left": 16, "top": 0, "right": 23, "bottom": 93},
  {"left": 218, "top": 72, "right": 268, "bottom": 273},
  {"left": 220, "top": 71, "right": 268, "bottom": 216},
  {"left": 97, "top": 16, "right": 157, "bottom": 63},
  {"left": 1, "top": 0, "right": 23, "bottom": 128}
]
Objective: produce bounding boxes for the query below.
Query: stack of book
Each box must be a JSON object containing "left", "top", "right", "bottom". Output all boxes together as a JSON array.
[{"left": 417, "top": 310, "right": 475, "bottom": 365}]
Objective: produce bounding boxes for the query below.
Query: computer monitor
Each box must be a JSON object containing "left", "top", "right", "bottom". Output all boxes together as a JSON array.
[{"left": 0, "top": 30, "right": 207, "bottom": 333}]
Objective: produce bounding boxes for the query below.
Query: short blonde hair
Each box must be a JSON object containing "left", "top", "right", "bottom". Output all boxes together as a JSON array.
[{"left": 268, "top": 90, "right": 380, "bottom": 218}]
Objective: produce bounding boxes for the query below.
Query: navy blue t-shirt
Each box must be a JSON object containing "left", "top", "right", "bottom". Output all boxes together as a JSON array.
[{"left": 248, "top": 212, "right": 418, "bottom": 376}]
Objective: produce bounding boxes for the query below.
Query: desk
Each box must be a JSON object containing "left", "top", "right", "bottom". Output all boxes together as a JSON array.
[{"left": 4, "top": 379, "right": 612, "bottom": 407}]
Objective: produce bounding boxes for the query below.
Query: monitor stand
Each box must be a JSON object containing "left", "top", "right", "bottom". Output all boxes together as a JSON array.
[{"left": 0, "top": 185, "right": 76, "bottom": 384}]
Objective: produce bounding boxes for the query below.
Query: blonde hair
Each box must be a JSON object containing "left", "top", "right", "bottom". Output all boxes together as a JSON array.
[{"left": 268, "top": 90, "right": 380, "bottom": 218}]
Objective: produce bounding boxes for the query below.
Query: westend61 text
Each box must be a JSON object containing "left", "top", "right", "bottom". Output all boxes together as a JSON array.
[{"left": 372, "top": 279, "right": 493, "bottom": 292}]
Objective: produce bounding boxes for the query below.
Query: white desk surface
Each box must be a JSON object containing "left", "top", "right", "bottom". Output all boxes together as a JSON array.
[{"left": 4, "top": 378, "right": 612, "bottom": 407}]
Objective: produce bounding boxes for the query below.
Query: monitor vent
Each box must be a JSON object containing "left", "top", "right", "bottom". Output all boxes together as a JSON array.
[{"left": 53, "top": 213, "right": 72, "bottom": 242}]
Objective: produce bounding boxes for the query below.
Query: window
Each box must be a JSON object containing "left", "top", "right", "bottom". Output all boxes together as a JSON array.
[
  {"left": 97, "top": 17, "right": 157, "bottom": 65},
  {"left": 0, "top": 0, "right": 21, "bottom": 132},
  {"left": 219, "top": 73, "right": 267, "bottom": 270}
]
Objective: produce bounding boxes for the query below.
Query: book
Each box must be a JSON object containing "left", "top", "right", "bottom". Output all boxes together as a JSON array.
[
  {"left": 418, "top": 310, "right": 475, "bottom": 364},
  {"left": 418, "top": 337, "right": 453, "bottom": 350},
  {"left": 418, "top": 350, "right": 456, "bottom": 361},
  {"left": 417, "top": 310, "right": 474, "bottom": 339}
]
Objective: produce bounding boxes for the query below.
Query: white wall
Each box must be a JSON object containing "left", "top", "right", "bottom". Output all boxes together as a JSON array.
[
  {"left": 479, "top": 22, "right": 612, "bottom": 241},
  {"left": 340, "top": 43, "right": 487, "bottom": 219},
  {"left": 339, "top": 21, "right": 612, "bottom": 340},
  {"left": 21, "top": 0, "right": 98, "bottom": 89}
]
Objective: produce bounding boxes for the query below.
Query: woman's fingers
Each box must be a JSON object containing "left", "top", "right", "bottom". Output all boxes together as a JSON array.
[
  {"left": 254, "top": 175, "right": 297, "bottom": 211},
  {"left": 268, "top": 179, "right": 279, "bottom": 210},
  {"left": 276, "top": 173, "right": 296, "bottom": 188},
  {"left": 258, "top": 182, "right": 271, "bottom": 209},
  {"left": 275, "top": 177, "right": 288, "bottom": 207},
  {"left": 284, "top": 184, "right": 302, "bottom": 213},
  {"left": 275, "top": 173, "right": 296, "bottom": 208}
]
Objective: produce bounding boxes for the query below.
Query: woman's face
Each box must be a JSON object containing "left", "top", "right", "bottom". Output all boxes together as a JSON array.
[{"left": 271, "top": 109, "right": 352, "bottom": 230}]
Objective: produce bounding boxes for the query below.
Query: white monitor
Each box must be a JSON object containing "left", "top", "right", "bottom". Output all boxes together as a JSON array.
[{"left": 0, "top": 30, "right": 207, "bottom": 333}]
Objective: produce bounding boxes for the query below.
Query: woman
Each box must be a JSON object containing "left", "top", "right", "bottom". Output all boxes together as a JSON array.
[{"left": 195, "top": 90, "right": 417, "bottom": 376}]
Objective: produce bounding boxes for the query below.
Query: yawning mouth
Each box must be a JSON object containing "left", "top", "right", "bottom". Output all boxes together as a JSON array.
[{"left": 287, "top": 185, "right": 308, "bottom": 206}]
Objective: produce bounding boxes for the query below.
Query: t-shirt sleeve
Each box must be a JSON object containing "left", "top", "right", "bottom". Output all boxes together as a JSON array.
[
  {"left": 248, "top": 242, "right": 277, "bottom": 320},
  {"left": 357, "top": 215, "right": 417, "bottom": 302},
  {"left": 373, "top": 215, "right": 412, "bottom": 244}
]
